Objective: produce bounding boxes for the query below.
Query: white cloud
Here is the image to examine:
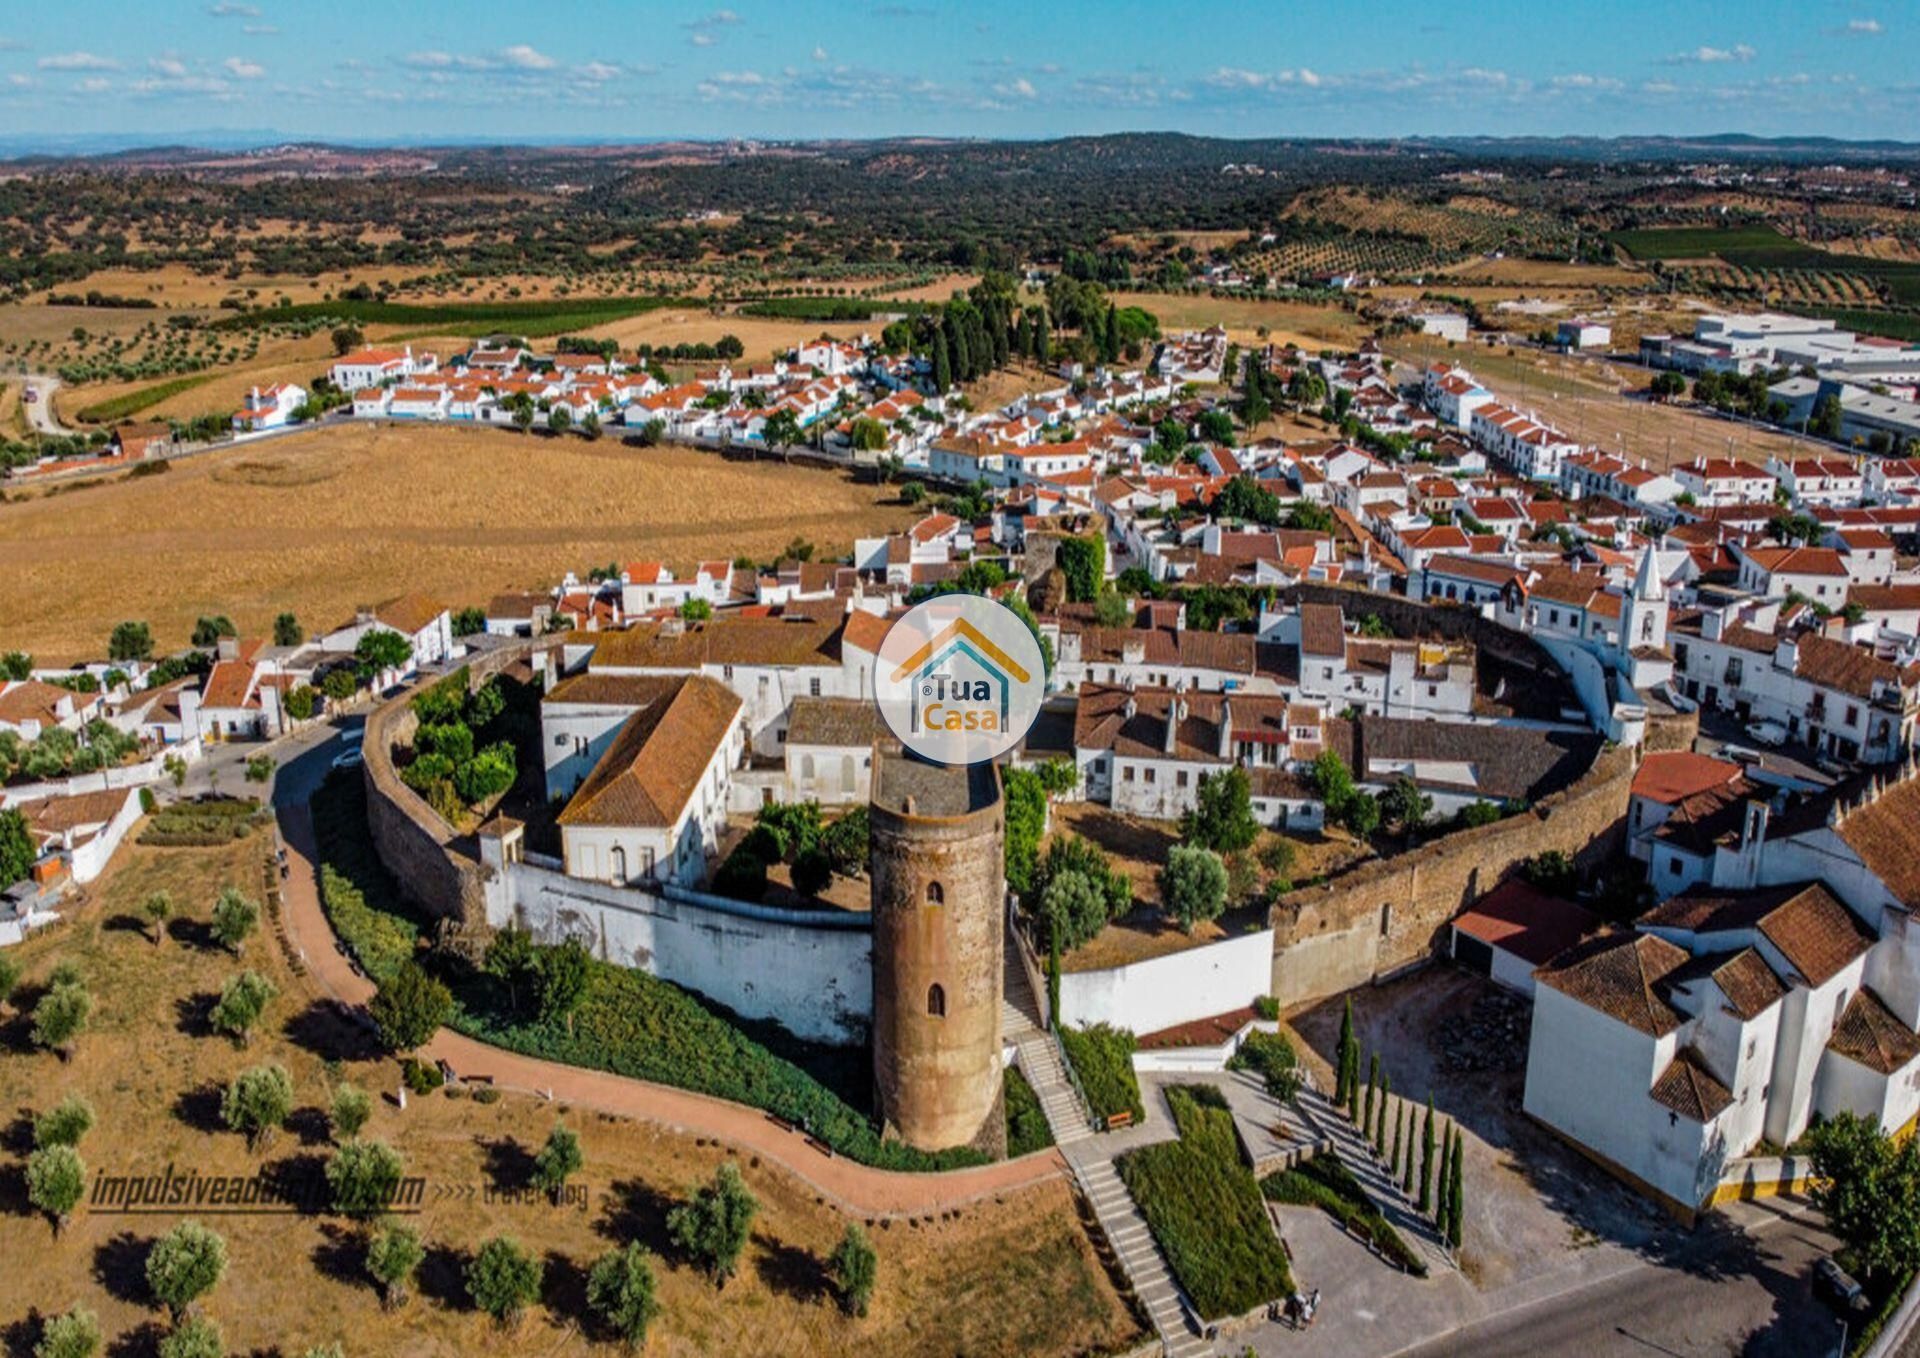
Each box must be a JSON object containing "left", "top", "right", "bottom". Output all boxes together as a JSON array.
[
  {"left": 243, "top": 23, "right": 278, "bottom": 35},
  {"left": 685, "top": 9, "right": 743, "bottom": 45},
  {"left": 1664, "top": 43, "right": 1756, "bottom": 65},
  {"left": 402, "top": 50, "right": 453, "bottom": 68},
  {"left": 75, "top": 76, "right": 111, "bottom": 93},
  {"left": 1204, "top": 66, "right": 1326, "bottom": 91},
  {"left": 6, "top": 72, "right": 36, "bottom": 88},
  {"left": 689, "top": 32, "right": 717, "bottom": 47},
  {"left": 995, "top": 77, "right": 1037, "bottom": 99},
  {"left": 207, "top": 2, "right": 260, "bottom": 15},
  {"left": 149, "top": 55, "right": 188, "bottom": 78},
  {"left": 1550, "top": 72, "right": 1624, "bottom": 91},
  {"left": 1841, "top": 17, "right": 1883, "bottom": 34},
  {"left": 577, "top": 61, "right": 621, "bottom": 82},
  {"left": 39, "top": 51, "right": 119, "bottom": 71},
  {"left": 223, "top": 56, "right": 265, "bottom": 79},
  {"left": 500, "top": 44, "right": 555, "bottom": 70},
  {"left": 812, "top": 45, "right": 829, "bottom": 62}
]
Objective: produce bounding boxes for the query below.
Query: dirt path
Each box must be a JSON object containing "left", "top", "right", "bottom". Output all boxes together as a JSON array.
[{"left": 274, "top": 800, "right": 1068, "bottom": 1218}]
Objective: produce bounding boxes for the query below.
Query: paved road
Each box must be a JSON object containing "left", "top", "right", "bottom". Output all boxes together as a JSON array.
[{"left": 1391, "top": 1197, "right": 1845, "bottom": 1358}]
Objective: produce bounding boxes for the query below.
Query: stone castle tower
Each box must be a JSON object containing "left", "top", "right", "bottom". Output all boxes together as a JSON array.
[{"left": 868, "top": 746, "right": 1007, "bottom": 1157}]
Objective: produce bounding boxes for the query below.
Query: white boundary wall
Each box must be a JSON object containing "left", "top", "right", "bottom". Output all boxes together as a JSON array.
[{"left": 1057, "top": 928, "right": 1276, "bottom": 1035}]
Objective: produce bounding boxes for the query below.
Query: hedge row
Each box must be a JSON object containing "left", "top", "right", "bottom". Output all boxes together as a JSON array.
[
  {"left": 1006, "top": 1065, "right": 1054, "bottom": 1158},
  {"left": 1119, "top": 1085, "right": 1293, "bottom": 1320},
  {"left": 1261, "top": 1153, "right": 1427, "bottom": 1277},
  {"left": 1057, "top": 1022, "right": 1144, "bottom": 1126}
]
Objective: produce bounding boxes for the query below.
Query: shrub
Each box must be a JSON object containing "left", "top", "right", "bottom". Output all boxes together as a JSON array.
[
  {"left": 26, "top": 1144, "right": 85, "bottom": 1231},
  {"left": 711, "top": 845, "right": 768, "bottom": 901},
  {"left": 401, "top": 1057, "right": 444, "bottom": 1094},
  {"left": 789, "top": 846, "right": 833, "bottom": 897},
  {"left": 1252, "top": 994, "right": 1280, "bottom": 1021},
  {"left": 32, "top": 981, "right": 92, "bottom": 1058},
  {"left": 370, "top": 961, "right": 451, "bottom": 1052},
  {"left": 467, "top": 1235, "right": 543, "bottom": 1326},
  {"left": 531, "top": 1122, "right": 583, "bottom": 1196},
  {"left": 326, "top": 1139, "right": 405, "bottom": 1218},
  {"left": 1005, "top": 1065, "right": 1055, "bottom": 1157},
  {"left": 330, "top": 1083, "right": 372, "bottom": 1141},
  {"left": 1228, "top": 1029, "right": 1302, "bottom": 1101},
  {"left": 1057, "top": 1023, "right": 1144, "bottom": 1125},
  {"left": 33, "top": 1305, "right": 101, "bottom": 1358},
  {"left": 34, "top": 1093, "right": 96, "bottom": 1149},
  {"left": 146, "top": 1219, "right": 228, "bottom": 1319},
  {"left": 1160, "top": 843, "right": 1228, "bottom": 933},
  {"left": 1262, "top": 1153, "right": 1427, "bottom": 1276},
  {"left": 365, "top": 1221, "right": 424, "bottom": 1308},
  {"left": 210, "top": 970, "right": 278, "bottom": 1045},
  {"left": 829, "top": 1222, "right": 878, "bottom": 1317},
  {"left": 668, "top": 1161, "right": 757, "bottom": 1286},
  {"left": 1119, "top": 1087, "right": 1293, "bottom": 1319},
  {"left": 586, "top": 1242, "right": 660, "bottom": 1348},
  {"left": 157, "top": 1318, "right": 223, "bottom": 1358},
  {"left": 222, "top": 1063, "right": 294, "bottom": 1151},
  {"left": 138, "top": 798, "right": 270, "bottom": 847},
  {"left": 210, "top": 887, "right": 259, "bottom": 953}
]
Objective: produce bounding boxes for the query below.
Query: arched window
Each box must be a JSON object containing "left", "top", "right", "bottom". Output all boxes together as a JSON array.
[
  {"left": 611, "top": 845, "right": 627, "bottom": 884},
  {"left": 928, "top": 983, "right": 946, "bottom": 1018},
  {"left": 925, "top": 881, "right": 944, "bottom": 906}
]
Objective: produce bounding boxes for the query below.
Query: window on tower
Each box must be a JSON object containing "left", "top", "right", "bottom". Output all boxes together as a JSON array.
[
  {"left": 925, "top": 881, "right": 944, "bottom": 906},
  {"left": 928, "top": 983, "right": 946, "bottom": 1018}
]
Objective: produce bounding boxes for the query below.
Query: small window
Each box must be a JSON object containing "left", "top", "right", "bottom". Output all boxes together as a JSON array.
[
  {"left": 1379, "top": 903, "right": 1392, "bottom": 937},
  {"left": 928, "top": 983, "right": 946, "bottom": 1018},
  {"left": 1176, "top": 770, "right": 1189, "bottom": 788},
  {"left": 925, "top": 881, "right": 944, "bottom": 906}
]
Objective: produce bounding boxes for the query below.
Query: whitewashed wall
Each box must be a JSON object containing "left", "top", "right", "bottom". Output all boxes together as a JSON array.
[
  {"left": 1057, "top": 928, "right": 1275, "bottom": 1035},
  {"left": 499, "top": 861, "right": 873, "bottom": 1046}
]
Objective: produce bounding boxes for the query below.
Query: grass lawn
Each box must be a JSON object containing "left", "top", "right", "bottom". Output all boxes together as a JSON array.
[
  {"left": 1118, "top": 1085, "right": 1292, "bottom": 1321},
  {"left": 0, "top": 834, "right": 1141, "bottom": 1357}
]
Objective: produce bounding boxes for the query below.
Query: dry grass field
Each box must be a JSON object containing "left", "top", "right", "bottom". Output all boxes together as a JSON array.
[
  {"left": 0, "top": 421, "right": 919, "bottom": 661},
  {"left": 63, "top": 264, "right": 428, "bottom": 310},
  {"left": 58, "top": 340, "right": 339, "bottom": 426},
  {"left": 576, "top": 309, "right": 851, "bottom": 361},
  {"left": 1432, "top": 257, "right": 1645, "bottom": 289},
  {"left": 1110, "top": 292, "right": 1365, "bottom": 350},
  {"left": 0, "top": 837, "right": 1141, "bottom": 1358}
]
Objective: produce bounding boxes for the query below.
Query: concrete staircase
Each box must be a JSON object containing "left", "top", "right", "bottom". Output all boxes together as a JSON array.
[
  {"left": 1077, "top": 1157, "right": 1212, "bottom": 1358},
  {"left": 1295, "top": 1086, "right": 1454, "bottom": 1274},
  {"left": 1003, "top": 954, "right": 1094, "bottom": 1149}
]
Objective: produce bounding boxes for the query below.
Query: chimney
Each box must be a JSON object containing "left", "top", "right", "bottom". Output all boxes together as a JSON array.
[
  {"left": 1218, "top": 699, "right": 1234, "bottom": 759},
  {"left": 1122, "top": 694, "right": 1137, "bottom": 721},
  {"left": 1164, "top": 698, "right": 1181, "bottom": 754}
]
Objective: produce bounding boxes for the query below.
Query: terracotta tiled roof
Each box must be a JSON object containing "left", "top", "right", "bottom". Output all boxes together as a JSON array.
[
  {"left": 16, "top": 787, "right": 133, "bottom": 836},
  {"left": 1631, "top": 752, "right": 1746, "bottom": 805},
  {"left": 1832, "top": 776, "right": 1920, "bottom": 908},
  {"left": 1660, "top": 947, "right": 1786, "bottom": 1021},
  {"left": 557, "top": 675, "right": 741, "bottom": 829},
  {"left": 1299, "top": 603, "right": 1345, "bottom": 658},
  {"left": 1357, "top": 716, "right": 1601, "bottom": 803},
  {"left": 1641, "top": 882, "right": 1872, "bottom": 987},
  {"left": 374, "top": 593, "right": 447, "bottom": 637},
  {"left": 841, "top": 609, "right": 895, "bottom": 657},
  {"left": 0, "top": 680, "right": 75, "bottom": 728},
  {"left": 1452, "top": 877, "right": 1599, "bottom": 967},
  {"left": 1828, "top": 987, "right": 1920, "bottom": 1076},
  {"left": 786, "top": 696, "right": 886, "bottom": 748},
  {"left": 199, "top": 661, "right": 257, "bottom": 711},
  {"left": 545, "top": 672, "right": 683, "bottom": 707},
  {"left": 1650, "top": 1048, "right": 1733, "bottom": 1122},
  {"left": 590, "top": 615, "right": 843, "bottom": 671},
  {"left": 1536, "top": 932, "right": 1690, "bottom": 1037}
]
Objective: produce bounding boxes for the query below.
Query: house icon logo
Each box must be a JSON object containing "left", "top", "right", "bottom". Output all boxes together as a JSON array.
[{"left": 872, "top": 596, "right": 1046, "bottom": 765}]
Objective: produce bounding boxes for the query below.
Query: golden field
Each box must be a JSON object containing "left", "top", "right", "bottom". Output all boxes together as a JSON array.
[{"left": 0, "top": 421, "right": 919, "bottom": 662}]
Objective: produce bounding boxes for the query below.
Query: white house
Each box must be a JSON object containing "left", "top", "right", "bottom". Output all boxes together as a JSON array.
[
  {"left": 231, "top": 382, "right": 306, "bottom": 433},
  {"left": 330, "top": 345, "right": 435, "bottom": 393}
]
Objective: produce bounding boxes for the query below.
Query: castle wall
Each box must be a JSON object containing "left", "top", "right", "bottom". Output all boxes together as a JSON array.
[{"left": 870, "top": 778, "right": 1007, "bottom": 1156}]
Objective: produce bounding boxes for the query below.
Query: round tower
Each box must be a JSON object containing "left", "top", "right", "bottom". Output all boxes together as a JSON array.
[{"left": 868, "top": 747, "right": 1007, "bottom": 1157}]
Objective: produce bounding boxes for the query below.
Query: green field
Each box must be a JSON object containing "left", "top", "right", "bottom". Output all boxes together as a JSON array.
[
  {"left": 1608, "top": 225, "right": 1831, "bottom": 267},
  {"left": 1806, "top": 308, "right": 1920, "bottom": 343},
  {"left": 75, "top": 371, "right": 215, "bottom": 422},
  {"left": 737, "top": 297, "right": 922, "bottom": 321},
  {"left": 221, "top": 294, "right": 698, "bottom": 337}
]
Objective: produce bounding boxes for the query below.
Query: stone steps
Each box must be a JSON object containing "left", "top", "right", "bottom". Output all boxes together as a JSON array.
[{"left": 1076, "top": 1158, "right": 1211, "bottom": 1356}]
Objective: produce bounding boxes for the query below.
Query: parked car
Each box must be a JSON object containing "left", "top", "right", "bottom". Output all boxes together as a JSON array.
[
  {"left": 1747, "top": 720, "right": 1789, "bottom": 748},
  {"left": 1813, "top": 1257, "right": 1867, "bottom": 1315},
  {"left": 330, "top": 748, "right": 363, "bottom": 772}
]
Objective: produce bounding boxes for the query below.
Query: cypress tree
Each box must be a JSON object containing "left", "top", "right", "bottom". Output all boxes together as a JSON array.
[
  {"left": 1389, "top": 1096, "right": 1403, "bottom": 1175},
  {"left": 1334, "top": 998, "right": 1355, "bottom": 1105},
  {"left": 1401, "top": 1106, "right": 1416, "bottom": 1193},
  {"left": 1418, "top": 1096, "right": 1436, "bottom": 1213},
  {"left": 933, "top": 333, "right": 953, "bottom": 394},
  {"left": 1374, "top": 1071, "right": 1390, "bottom": 1154},
  {"left": 1435, "top": 1124, "right": 1453, "bottom": 1226},
  {"left": 1363, "top": 1053, "right": 1379, "bottom": 1131},
  {"left": 950, "top": 316, "right": 972, "bottom": 382},
  {"left": 1013, "top": 311, "right": 1030, "bottom": 361},
  {"left": 1447, "top": 1134, "right": 1465, "bottom": 1249},
  {"left": 1034, "top": 309, "right": 1051, "bottom": 364}
]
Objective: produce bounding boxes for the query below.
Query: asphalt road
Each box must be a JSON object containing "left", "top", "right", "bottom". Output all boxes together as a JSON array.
[{"left": 1396, "top": 1199, "right": 1847, "bottom": 1358}]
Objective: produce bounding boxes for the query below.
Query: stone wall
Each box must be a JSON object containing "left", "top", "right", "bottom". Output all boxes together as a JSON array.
[
  {"left": 1268, "top": 700, "right": 1697, "bottom": 1014},
  {"left": 359, "top": 643, "right": 540, "bottom": 946}
]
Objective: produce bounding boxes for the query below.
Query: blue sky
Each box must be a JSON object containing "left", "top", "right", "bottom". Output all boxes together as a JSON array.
[{"left": 0, "top": 1, "right": 1913, "bottom": 147}]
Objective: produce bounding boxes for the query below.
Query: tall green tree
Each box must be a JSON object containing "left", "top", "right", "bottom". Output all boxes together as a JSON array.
[
  {"left": 1334, "top": 998, "right": 1355, "bottom": 1105},
  {"left": 145, "top": 1219, "right": 228, "bottom": 1320},
  {"left": 1374, "top": 1071, "right": 1391, "bottom": 1154},
  {"left": 365, "top": 1221, "right": 425, "bottom": 1309},
  {"left": 1179, "top": 766, "right": 1259, "bottom": 855},
  {"left": 1363, "top": 1053, "right": 1379, "bottom": 1133},
  {"left": 586, "top": 1242, "right": 660, "bottom": 1348},
  {"left": 829, "top": 1222, "right": 878, "bottom": 1318},
  {"left": 1446, "top": 1132, "right": 1465, "bottom": 1249},
  {"left": 467, "top": 1236, "right": 543, "bottom": 1328},
  {"left": 0, "top": 807, "right": 32, "bottom": 890},
  {"left": 1807, "top": 1113, "right": 1920, "bottom": 1285},
  {"left": 1418, "top": 1097, "right": 1436, "bottom": 1214},
  {"left": 369, "top": 960, "right": 451, "bottom": 1053},
  {"left": 668, "top": 1161, "right": 758, "bottom": 1288}
]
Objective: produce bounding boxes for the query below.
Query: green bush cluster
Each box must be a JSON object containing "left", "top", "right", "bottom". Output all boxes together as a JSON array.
[
  {"left": 1262, "top": 1153, "right": 1427, "bottom": 1276},
  {"left": 137, "top": 798, "right": 271, "bottom": 847},
  {"left": 1119, "top": 1086, "right": 1294, "bottom": 1319},
  {"left": 1227, "top": 1029, "right": 1302, "bottom": 1101},
  {"left": 1005, "top": 1065, "right": 1055, "bottom": 1157},
  {"left": 1057, "top": 1023, "right": 1143, "bottom": 1125}
]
